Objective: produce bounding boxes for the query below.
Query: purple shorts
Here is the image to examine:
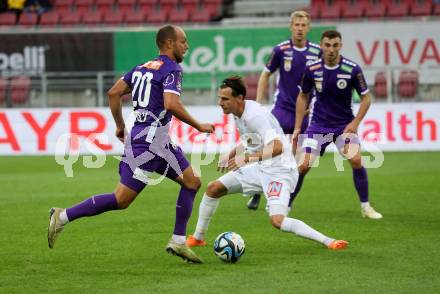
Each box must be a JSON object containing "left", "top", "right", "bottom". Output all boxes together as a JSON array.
[
  {"left": 118, "top": 144, "right": 190, "bottom": 193},
  {"left": 302, "top": 124, "right": 360, "bottom": 156},
  {"left": 271, "top": 106, "right": 309, "bottom": 135}
]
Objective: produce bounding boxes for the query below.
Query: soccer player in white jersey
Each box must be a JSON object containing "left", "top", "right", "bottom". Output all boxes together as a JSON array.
[{"left": 186, "top": 76, "right": 348, "bottom": 250}]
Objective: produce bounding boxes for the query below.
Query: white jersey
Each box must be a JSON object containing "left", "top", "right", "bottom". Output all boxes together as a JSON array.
[{"left": 233, "top": 100, "right": 296, "bottom": 169}]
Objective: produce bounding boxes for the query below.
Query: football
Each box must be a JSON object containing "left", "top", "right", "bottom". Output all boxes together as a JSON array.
[{"left": 213, "top": 232, "right": 245, "bottom": 263}]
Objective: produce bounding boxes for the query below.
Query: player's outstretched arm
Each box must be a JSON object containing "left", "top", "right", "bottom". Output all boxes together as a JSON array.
[
  {"left": 164, "top": 92, "right": 214, "bottom": 133},
  {"left": 107, "top": 79, "right": 131, "bottom": 143},
  {"left": 344, "top": 92, "right": 371, "bottom": 134},
  {"left": 256, "top": 71, "right": 271, "bottom": 104}
]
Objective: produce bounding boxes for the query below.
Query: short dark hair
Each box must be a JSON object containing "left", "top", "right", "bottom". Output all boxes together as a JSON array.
[
  {"left": 321, "top": 30, "right": 342, "bottom": 41},
  {"left": 220, "top": 75, "right": 247, "bottom": 98},
  {"left": 156, "top": 25, "right": 177, "bottom": 50}
]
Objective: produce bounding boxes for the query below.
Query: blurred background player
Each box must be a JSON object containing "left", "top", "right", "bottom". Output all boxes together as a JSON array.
[
  {"left": 293, "top": 30, "right": 382, "bottom": 219},
  {"left": 247, "top": 11, "right": 321, "bottom": 210},
  {"left": 187, "top": 76, "right": 348, "bottom": 250},
  {"left": 47, "top": 25, "right": 215, "bottom": 263}
]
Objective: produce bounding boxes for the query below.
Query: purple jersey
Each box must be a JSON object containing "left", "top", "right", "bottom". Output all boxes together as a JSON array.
[
  {"left": 301, "top": 56, "right": 369, "bottom": 129},
  {"left": 122, "top": 55, "right": 182, "bottom": 145},
  {"left": 265, "top": 39, "right": 321, "bottom": 112}
]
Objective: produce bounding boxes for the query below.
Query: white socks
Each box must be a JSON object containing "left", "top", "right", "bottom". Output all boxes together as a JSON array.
[
  {"left": 361, "top": 202, "right": 370, "bottom": 209},
  {"left": 280, "top": 217, "right": 334, "bottom": 247},
  {"left": 59, "top": 209, "right": 69, "bottom": 225},
  {"left": 193, "top": 194, "right": 220, "bottom": 241},
  {"left": 172, "top": 234, "right": 186, "bottom": 245}
]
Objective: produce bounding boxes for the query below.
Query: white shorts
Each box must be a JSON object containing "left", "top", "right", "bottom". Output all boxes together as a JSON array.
[{"left": 218, "top": 163, "right": 298, "bottom": 216}]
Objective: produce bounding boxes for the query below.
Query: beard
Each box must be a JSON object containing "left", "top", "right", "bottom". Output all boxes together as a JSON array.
[{"left": 174, "top": 51, "right": 183, "bottom": 63}]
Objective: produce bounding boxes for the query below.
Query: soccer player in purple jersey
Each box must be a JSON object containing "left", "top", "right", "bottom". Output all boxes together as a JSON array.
[
  {"left": 47, "top": 25, "right": 215, "bottom": 263},
  {"left": 292, "top": 30, "right": 383, "bottom": 219},
  {"left": 247, "top": 11, "right": 321, "bottom": 210}
]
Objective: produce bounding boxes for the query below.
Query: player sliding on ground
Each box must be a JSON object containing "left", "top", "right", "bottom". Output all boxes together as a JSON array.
[
  {"left": 47, "top": 25, "right": 214, "bottom": 263},
  {"left": 186, "top": 76, "right": 348, "bottom": 250}
]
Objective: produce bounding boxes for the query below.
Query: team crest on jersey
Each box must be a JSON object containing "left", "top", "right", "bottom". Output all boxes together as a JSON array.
[
  {"left": 284, "top": 57, "right": 292, "bottom": 71},
  {"left": 284, "top": 51, "right": 293, "bottom": 57},
  {"left": 267, "top": 181, "right": 283, "bottom": 197},
  {"left": 337, "top": 79, "right": 347, "bottom": 89},
  {"left": 142, "top": 60, "right": 164, "bottom": 70},
  {"left": 314, "top": 77, "right": 323, "bottom": 92}
]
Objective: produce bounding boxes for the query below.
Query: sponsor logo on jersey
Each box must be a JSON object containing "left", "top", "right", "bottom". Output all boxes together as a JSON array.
[
  {"left": 310, "top": 63, "right": 322, "bottom": 71},
  {"left": 283, "top": 56, "right": 292, "bottom": 71},
  {"left": 142, "top": 60, "right": 164, "bottom": 70},
  {"left": 284, "top": 51, "right": 293, "bottom": 57},
  {"left": 308, "top": 47, "right": 320, "bottom": 55},
  {"left": 337, "top": 74, "right": 351, "bottom": 79},
  {"left": 164, "top": 73, "right": 175, "bottom": 86},
  {"left": 314, "top": 71, "right": 323, "bottom": 77},
  {"left": 337, "top": 79, "right": 347, "bottom": 89},
  {"left": 341, "top": 64, "right": 353, "bottom": 73},
  {"left": 267, "top": 181, "right": 283, "bottom": 197},
  {"left": 306, "top": 55, "right": 318, "bottom": 60},
  {"left": 356, "top": 72, "right": 367, "bottom": 90}
]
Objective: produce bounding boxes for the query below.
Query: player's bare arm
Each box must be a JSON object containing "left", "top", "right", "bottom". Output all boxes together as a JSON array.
[
  {"left": 108, "top": 78, "right": 131, "bottom": 143},
  {"left": 292, "top": 91, "right": 310, "bottom": 150},
  {"left": 164, "top": 92, "right": 215, "bottom": 133},
  {"left": 344, "top": 92, "right": 371, "bottom": 134},
  {"left": 256, "top": 71, "right": 271, "bottom": 104},
  {"left": 227, "top": 138, "right": 283, "bottom": 171}
]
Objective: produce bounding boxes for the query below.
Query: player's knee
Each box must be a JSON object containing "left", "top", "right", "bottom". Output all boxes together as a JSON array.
[
  {"left": 349, "top": 156, "right": 362, "bottom": 169},
  {"left": 183, "top": 176, "right": 201, "bottom": 191},
  {"left": 270, "top": 215, "right": 284, "bottom": 229},
  {"left": 206, "top": 181, "right": 226, "bottom": 198},
  {"left": 298, "top": 163, "right": 311, "bottom": 175}
]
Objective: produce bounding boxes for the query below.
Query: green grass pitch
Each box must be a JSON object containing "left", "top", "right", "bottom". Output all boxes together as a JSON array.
[{"left": 1, "top": 152, "right": 440, "bottom": 293}]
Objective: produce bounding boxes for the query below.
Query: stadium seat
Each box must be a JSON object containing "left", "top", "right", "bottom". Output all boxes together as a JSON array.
[
  {"left": 18, "top": 13, "right": 39, "bottom": 27},
  {"left": 387, "top": 0, "right": 410, "bottom": 18},
  {"left": 244, "top": 73, "right": 259, "bottom": 100},
  {"left": 138, "top": 0, "right": 158, "bottom": 14},
  {"left": 310, "top": 0, "right": 325, "bottom": 19},
  {"left": 54, "top": 0, "right": 74, "bottom": 13},
  {"left": 0, "top": 77, "right": 7, "bottom": 105},
  {"left": 39, "top": 11, "right": 60, "bottom": 26},
  {"left": 124, "top": 10, "right": 146, "bottom": 25},
  {"left": 190, "top": 6, "right": 211, "bottom": 22},
  {"left": 365, "top": 0, "right": 387, "bottom": 18},
  {"left": 75, "top": 0, "right": 95, "bottom": 13},
  {"left": 82, "top": 11, "right": 103, "bottom": 25},
  {"left": 320, "top": 0, "right": 342, "bottom": 20},
  {"left": 374, "top": 71, "right": 387, "bottom": 99},
  {"left": 410, "top": 0, "right": 433, "bottom": 16},
  {"left": 0, "top": 12, "right": 17, "bottom": 26},
  {"left": 159, "top": 0, "right": 178, "bottom": 15},
  {"left": 341, "top": 0, "right": 366, "bottom": 19},
  {"left": 96, "top": 0, "right": 114, "bottom": 13},
  {"left": 146, "top": 8, "right": 167, "bottom": 23},
  {"left": 117, "top": 0, "right": 137, "bottom": 14},
  {"left": 398, "top": 70, "right": 419, "bottom": 98},
  {"left": 182, "top": 0, "right": 199, "bottom": 15},
  {"left": 202, "top": 0, "right": 222, "bottom": 18},
  {"left": 168, "top": 7, "right": 189, "bottom": 23},
  {"left": 103, "top": 9, "right": 124, "bottom": 25},
  {"left": 59, "top": 11, "right": 82, "bottom": 26},
  {"left": 433, "top": 2, "right": 440, "bottom": 15},
  {"left": 10, "top": 76, "right": 31, "bottom": 105}
]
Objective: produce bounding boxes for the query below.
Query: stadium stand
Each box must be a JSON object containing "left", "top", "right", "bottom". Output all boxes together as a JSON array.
[
  {"left": 0, "top": 77, "right": 7, "bottom": 105},
  {"left": 9, "top": 76, "right": 31, "bottom": 105},
  {"left": 398, "top": 70, "right": 419, "bottom": 99},
  {"left": 374, "top": 71, "right": 388, "bottom": 99}
]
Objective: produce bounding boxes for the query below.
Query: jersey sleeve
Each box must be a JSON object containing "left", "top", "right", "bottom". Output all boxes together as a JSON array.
[
  {"left": 265, "top": 46, "right": 280, "bottom": 73},
  {"left": 299, "top": 67, "right": 314, "bottom": 94},
  {"left": 121, "top": 66, "right": 136, "bottom": 89},
  {"left": 352, "top": 66, "right": 369, "bottom": 95},
  {"left": 163, "top": 70, "right": 182, "bottom": 96},
  {"left": 247, "top": 115, "right": 280, "bottom": 145}
]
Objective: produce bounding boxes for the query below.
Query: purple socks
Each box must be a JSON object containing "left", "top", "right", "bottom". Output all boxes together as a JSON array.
[
  {"left": 173, "top": 187, "right": 197, "bottom": 236},
  {"left": 66, "top": 193, "right": 119, "bottom": 222},
  {"left": 353, "top": 167, "right": 369, "bottom": 203}
]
